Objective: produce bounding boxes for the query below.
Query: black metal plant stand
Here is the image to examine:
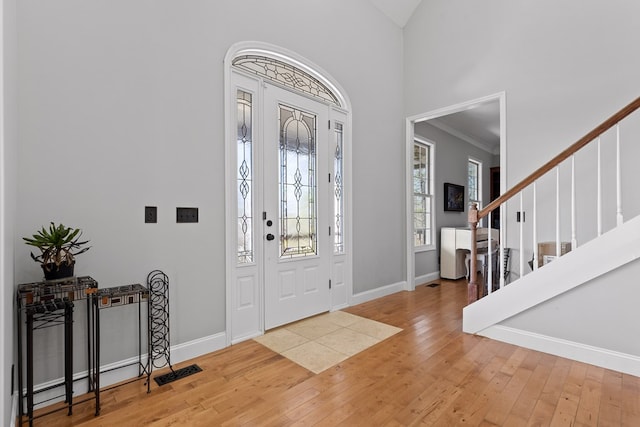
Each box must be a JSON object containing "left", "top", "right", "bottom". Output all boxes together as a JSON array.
[
  {"left": 93, "top": 283, "right": 151, "bottom": 398},
  {"left": 16, "top": 276, "right": 99, "bottom": 427}
]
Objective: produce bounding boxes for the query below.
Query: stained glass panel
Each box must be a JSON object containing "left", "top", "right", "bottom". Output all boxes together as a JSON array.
[
  {"left": 233, "top": 55, "right": 341, "bottom": 107},
  {"left": 333, "top": 123, "right": 344, "bottom": 253},
  {"left": 279, "top": 104, "right": 317, "bottom": 258},
  {"left": 237, "top": 90, "right": 253, "bottom": 263}
]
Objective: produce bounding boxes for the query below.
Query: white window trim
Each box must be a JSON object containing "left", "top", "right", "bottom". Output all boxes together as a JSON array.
[
  {"left": 414, "top": 137, "right": 435, "bottom": 253},
  {"left": 468, "top": 157, "right": 483, "bottom": 210}
]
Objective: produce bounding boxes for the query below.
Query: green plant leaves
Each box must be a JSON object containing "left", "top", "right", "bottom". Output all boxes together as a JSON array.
[{"left": 22, "top": 222, "right": 91, "bottom": 267}]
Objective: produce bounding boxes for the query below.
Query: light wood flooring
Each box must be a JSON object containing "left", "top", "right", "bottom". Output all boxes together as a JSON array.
[{"left": 31, "top": 278, "right": 640, "bottom": 426}]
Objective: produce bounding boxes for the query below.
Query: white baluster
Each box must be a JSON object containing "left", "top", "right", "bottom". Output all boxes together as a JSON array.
[
  {"left": 597, "top": 137, "right": 602, "bottom": 236},
  {"left": 499, "top": 203, "right": 505, "bottom": 288},
  {"left": 616, "top": 124, "right": 623, "bottom": 226},
  {"left": 571, "top": 155, "right": 577, "bottom": 249},
  {"left": 556, "top": 167, "right": 561, "bottom": 259},
  {"left": 519, "top": 192, "right": 524, "bottom": 277},
  {"left": 487, "top": 211, "right": 492, "bottom": 295},
  {"left": 533, "top": 182, "right": 538, "bottom": 271}
]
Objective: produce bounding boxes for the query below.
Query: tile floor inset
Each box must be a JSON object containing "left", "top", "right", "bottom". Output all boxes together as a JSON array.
[
  {"left": 347, "top": 318, "right": 402, "bottom": 340},
  {"left": 253, "top": 328, "right": 309, "bottom": 353},
  {"left": 253, "top": 311, "right": 402, "bottom": 374},
  {"left": 285, "top": 316, "right": 343, "bottom": 340},
  {"left": 315, "top": 328, "right": 380, "bottom": 356},
  {"left": 282, "top": 341, "right": 349, "bottom": 374}
]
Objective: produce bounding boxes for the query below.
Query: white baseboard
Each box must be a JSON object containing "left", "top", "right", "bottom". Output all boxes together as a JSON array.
[
  {"left": 481, "top": 325, "right": 640, "bottom": 377},
  {"left": 350, "top": 281, "right": 406, "bottom": 306},
  {"left": 230, "top": 331, "right": 263, "bottom": 345},
  {"left": 22, "top": 332, "right": 227, "bottom": 408},
  {"left": 414, "top": 272, "right": 440, "bottom": 287},
  {"left": 330, "top": 303, "right": 349, "bottom": 311},
  {"left": 170, "top": 332, "right": 226, "bottom": 364}
]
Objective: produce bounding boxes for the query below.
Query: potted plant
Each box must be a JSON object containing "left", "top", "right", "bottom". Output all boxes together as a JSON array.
[{"left": 23, "top": 222, "right": 91, "bottom": 281}]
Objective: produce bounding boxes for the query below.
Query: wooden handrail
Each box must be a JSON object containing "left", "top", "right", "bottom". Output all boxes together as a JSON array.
[
  {"left": 468, "top": 96, "right": 640, "bottom": 305},
  {"left": 478, "top": 96, "right": 640, "bottom": 220}
]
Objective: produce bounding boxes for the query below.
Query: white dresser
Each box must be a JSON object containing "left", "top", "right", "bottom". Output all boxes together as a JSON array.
[{"left": 440, "top": 227, "right": 498, "bottom": 279}]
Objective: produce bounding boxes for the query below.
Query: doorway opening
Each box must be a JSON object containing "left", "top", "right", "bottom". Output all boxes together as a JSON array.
[{"left": 405, "top": 93, "right": 506, "bottom": 290}]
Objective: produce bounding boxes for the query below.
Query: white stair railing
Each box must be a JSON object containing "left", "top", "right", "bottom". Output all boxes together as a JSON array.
[{"left": 467, "top": 96, "right": 640, "bottom": 304}]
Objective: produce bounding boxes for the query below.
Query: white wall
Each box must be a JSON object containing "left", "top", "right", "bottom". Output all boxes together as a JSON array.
[
  {"left": 16, "top": 0, "right": 405, "bottom": 385},
  {"left": 1, "top": 0, "right": 17, "bottom": 423},
  {"left": 405, "top": 0, "right": 640, "bottom": 358},
  {"left": 414, "top": 122, "right": 494, "bottom": 278},
  {"left": 1, "top": 0, "right": 17, "bottom": 422},
  {"left": 405, "top": 0, "right": 640, "bottom": 183}
]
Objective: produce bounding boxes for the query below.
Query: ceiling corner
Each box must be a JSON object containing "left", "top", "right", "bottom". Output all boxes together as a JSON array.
[{"left": 369, "top": 0, "right": 423, "bottom": 28}]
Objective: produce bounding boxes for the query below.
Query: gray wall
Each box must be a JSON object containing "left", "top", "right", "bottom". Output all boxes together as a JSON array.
[
  {"left": 503, "top": 257, "right": 640, "bottom": 356},
  {"left": 15, "top": 0, "right": 404, "bottom": 385},
  {"left": 414, "top": 122, "right": 494, "bottom": 278},
  {"left": 404, "top": 0, "right": 640, "bottom": 353},
  {"left": 1, "top": 0, "right": 17, "bottom": 423}
]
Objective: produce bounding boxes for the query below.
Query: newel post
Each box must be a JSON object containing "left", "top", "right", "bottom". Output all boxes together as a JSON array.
[{"left": 468, "top": 203, "right": 479, "bottom": 305}]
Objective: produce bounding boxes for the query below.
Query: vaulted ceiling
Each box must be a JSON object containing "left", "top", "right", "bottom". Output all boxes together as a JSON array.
[{"left": 370, "top": 0, "right": 500, "bottom": 154}]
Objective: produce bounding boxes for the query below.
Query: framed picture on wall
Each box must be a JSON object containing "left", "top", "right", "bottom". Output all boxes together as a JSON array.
[{"left": 444, "top": 183, "right": 465, "bottom": 212}]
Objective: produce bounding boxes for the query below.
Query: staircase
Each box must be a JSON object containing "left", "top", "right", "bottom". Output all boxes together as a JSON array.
[{"left": 462, "top": 96, "right": 640, "bottom": 377}]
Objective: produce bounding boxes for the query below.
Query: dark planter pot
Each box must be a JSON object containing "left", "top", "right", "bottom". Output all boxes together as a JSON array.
[{"left": 42, "top": 262, "right": 75, "bottom": 281}]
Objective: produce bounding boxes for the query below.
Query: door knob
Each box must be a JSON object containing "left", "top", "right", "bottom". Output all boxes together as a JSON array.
[{"left": 266, "top": 233, "right": 275, "bottom": 241}]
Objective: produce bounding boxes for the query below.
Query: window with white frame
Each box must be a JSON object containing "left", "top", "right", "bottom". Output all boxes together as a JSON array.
[
  {"left": 413, "top": 140, "right": 434, "bottom": 248},
  {"left": 468, "top": 158, "right": 482, "bottom": 210}
]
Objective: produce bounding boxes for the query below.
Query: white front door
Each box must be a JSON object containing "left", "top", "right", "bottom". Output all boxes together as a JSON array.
[{"left": 263, "top": 83, "right": 331, "bottom": 329}]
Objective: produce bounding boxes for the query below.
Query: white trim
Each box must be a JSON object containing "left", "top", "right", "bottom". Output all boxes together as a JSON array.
[
  {"left": 412, "top": 137, "right": 435, "bottom": 255},
  {"left": 405, "top": 119, "right": 415, "bottom": 291},
  {"left": 224, "top": 42, "right": 353, "bottom": 343},
  {"left": 170, "top": 332, "right": 226, "bottom": 363},
  {"left": 406, "top": 92, "right": 507, "bottom": 295},
  {"left": 330, "top": 302, "right": 349, "bottom": 311},
  {"left": 481, "top": 325, "right": 640, "bottom": 378},
  {"left": 468, "top": 156, "right": 483, "bottom": 212},
  {"left": 428, "top": 119, "right": 495, "bottom": 154},
  {"left": 414, "top": 245, "right": 436, "bottom": 254},
  {"left": 11, "top": 395, "right": 16, "bottom": 427},
  {"left": 0, "top": 1, "right": 8, "bottom": 425},
  {"left": 225, "top": 42, "right": 350, "bottom": 110},
  {"left": 414, "top": 272, "right": 440, "bottom": 287},
  {"left": 23, "top": 332, "right": 226, "bottom": 408},
  {"left": 350, "top": 281, "right": 406, "bottom": 306}
]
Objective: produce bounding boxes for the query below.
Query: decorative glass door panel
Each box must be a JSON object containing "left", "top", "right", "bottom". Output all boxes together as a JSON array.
[{"left": 278, "top": 105, "right": 317, "bottom": 258}]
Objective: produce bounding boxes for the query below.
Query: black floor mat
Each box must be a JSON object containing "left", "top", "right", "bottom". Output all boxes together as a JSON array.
[
  {"left": 154, "top": 364, "right": 202, "bottom": 386},
  {"left": 427, "top": 282, "right": 440, "bottom": 288}
]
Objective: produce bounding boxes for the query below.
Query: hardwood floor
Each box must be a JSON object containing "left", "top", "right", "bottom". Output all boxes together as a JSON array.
[{"left": 32, "top": 279, "right": 640, "bottom": 426}]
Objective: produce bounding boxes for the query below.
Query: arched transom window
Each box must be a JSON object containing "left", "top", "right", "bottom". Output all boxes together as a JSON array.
[{"left": 232, "top": 55, "right": 342, "bottom": 108}]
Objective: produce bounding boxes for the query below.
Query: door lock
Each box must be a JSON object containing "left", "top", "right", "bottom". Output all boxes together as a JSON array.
[{"left": 266, "top": 233, "right": 275, "bottom": 241}]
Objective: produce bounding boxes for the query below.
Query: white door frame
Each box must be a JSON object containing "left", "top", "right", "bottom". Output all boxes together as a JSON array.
[
  {"left": 405, "top": 92, "right": 507, "bottom": 290},
  {"left": 224, "top": 42, "right": 353, "bottom": 345}
]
